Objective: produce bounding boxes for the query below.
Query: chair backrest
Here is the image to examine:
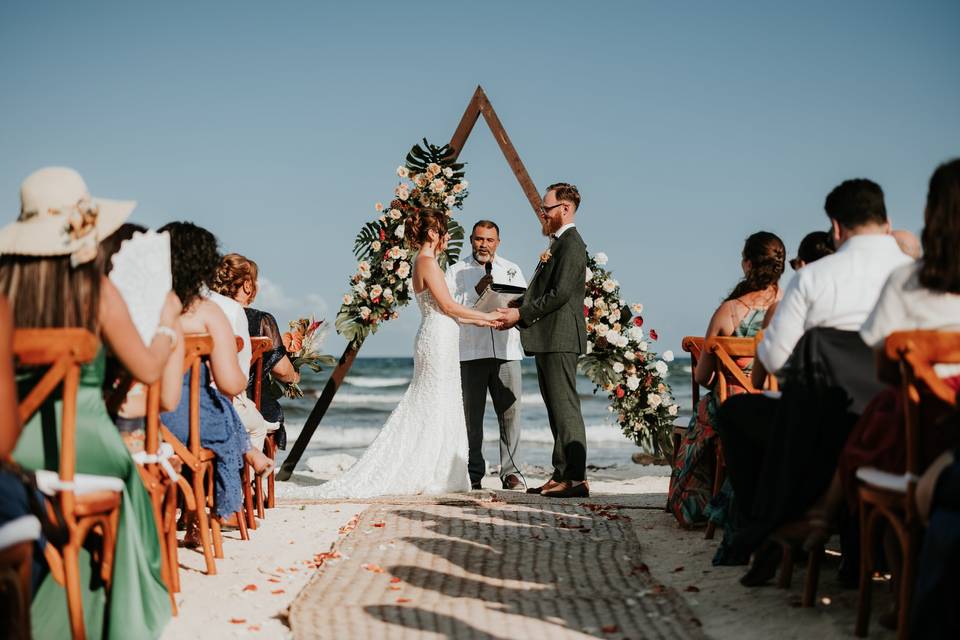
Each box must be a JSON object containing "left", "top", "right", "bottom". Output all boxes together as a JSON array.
[
  {"left": 753, "top": 331, "right": 778, "bottom": 392},
  {"left": 249, "top": 337, "right": 273, "bottom": 410},
  {"left": 705, "top": 336, "right": 758, "bottom": 403},
  {"left": 884, "top": 331, "right": 960, "bottom": 483},
  {"left": 681, "top": 336, "right": 704, "bottom": 410},
  {"left": 13, "top": 328, "right": 100, "bottom": 518},
  {"left": 182, "top": 334, "right": 214, "bottom": 456}
]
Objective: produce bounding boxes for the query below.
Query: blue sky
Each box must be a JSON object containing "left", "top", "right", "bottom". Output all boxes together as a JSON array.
[{"left": 2, "top": 1, "right": 958, "bottom": 357}]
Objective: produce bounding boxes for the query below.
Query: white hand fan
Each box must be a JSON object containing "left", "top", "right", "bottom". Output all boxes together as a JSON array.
[{"left": 109, "top": 230, "right": 172, "bottom": 344}]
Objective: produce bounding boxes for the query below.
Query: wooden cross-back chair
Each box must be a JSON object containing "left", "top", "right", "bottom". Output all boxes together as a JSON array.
[
  {"left": 14, "top": 329, "right": 121, "bottom": 640},
  {"left": 250, "top": 336, "right": 273, "bottom": 518},
  {"left": 235, "top": 336, "right": 259, "bottom": 532},
  {"left": 854, "top": 330, "right": 960, "bottom": 639},
  {"left": 702, "top": 335, "right": 768, "bottom": 540},
  {"left": 675, "top": 337, "right": 704, "bottom": 464}
]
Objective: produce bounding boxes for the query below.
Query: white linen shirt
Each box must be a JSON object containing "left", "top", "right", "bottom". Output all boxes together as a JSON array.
[
  {"left": 445, "top": 254, "right": 527, "bottom": 361},
  {"left": 758, "top": 234, "right": 912, "bottom": 374},
  {"left": 206, "top": 289, "right": 252, "bottom": 380}
]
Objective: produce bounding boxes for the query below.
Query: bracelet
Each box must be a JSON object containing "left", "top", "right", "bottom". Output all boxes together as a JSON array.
[{"left": 155, "top": 325, "right": 178, "bottom": 350}]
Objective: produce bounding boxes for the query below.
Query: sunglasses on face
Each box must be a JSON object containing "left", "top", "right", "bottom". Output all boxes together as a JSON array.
[{"left": 539, "top": 203, "right": 564, "bottom": 215}]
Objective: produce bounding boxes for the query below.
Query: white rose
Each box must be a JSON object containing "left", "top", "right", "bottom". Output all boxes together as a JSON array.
[
  {"left": 353, "top": 282, "right": 366, "bottom": 295},
  {"left": 369, "top": 284, "right": 383, "bottom": 299},
  {"left": 426, "top": 162, "right": 441, "bottom": 177},
  {"left": 626, "top": 375, "right": 641, "bottom": 391},
  {"left": 631, "top": 303, "right": 644, "bottom": 315},
  {"left": 396, "top": 261, "right": 411, "bottom": 278},
  {"left": 396, "top": 248, "right": 408, "bottom": 259},
  {"left": 585, "top": 267, "right": 593, "bottom": 282},
  {"left": 371, "top": 240, "right": 381, "bottom": 252},
  {"left": 359, "top": 306, "right": 371, "bottom": 320},
  {"left": 627, "top": 326, "right": 644, "bottom": 341},
  {"left": 602, "top": 279, "right": 617, "bottom": 293},
  {"left": 461, "top": 180, "right": 469, "bottom": 189},
  {"left": 390, "top": 208, "right": 401, "bottom": 220},
  {"left": 624, "top": 351, "right": 635, "bottom": 361},
  {"left": 639, "top": 341, "right": 649, "bottom": 352},
  {"left": 648, "top": 393, "right": 663, "bottom": 408},
  {"left": 444, "top": 195, "right": 456, "bottom": 206},
  {"left": 662, "top": 350, "right": 675, "bottom": 362},
  {"left": 395, "top": 184, "right": 410, "bottom": 201},
  {"left": 668, "top": 404, "right": 678, "bottom": 416},
  {"left": 595, "top": 252, "right": 608, "bottom": 265},
  {"left": 607, "top": 312, "right": 620, "bottom": 325},
  {"left": 375, "top": 202, "right": 384, "bottom": 212},
  {"left": 596, "top": 323, "right": 609, "bottom": 337},
  {"left": 397, "top": 166, "right": 409, "bottom": 178},
  {"left": 388, "top": 246, "right": 401, "bottom": 259},
  {"left": 584, "top": 297, "right": 594, "bottom": 309},
  {"left": 430, "top": 178, "right": 446, "bottom": 193},
  {"left": 414, "top": 174, "right": 428, "bottom": 188},
  {"left": 382, "top": 259, "right": 394, "bottom": 271},
  {"left": 358, "top": 261, "right": 371, "bottom": 277},
  {"left": 342, "top": 294, "right": 354, "bottom": 305},
  {"left": 452, "top": 183, "right": 464, "bottom": 194},
  {"left": 395, "top": 224, "right": 405, "bottom": 239},
  {"left": 443, "top": 167, "right": 454, "bottom": 178},
  {"left": 613, "top": 362, "right": 625, "bottom": 373},
  {"left": 654, "top": 360, "right": 669, "bottom": 375},
  {"left": 382, "top": 288, "right": 394, "bottom": 302}
]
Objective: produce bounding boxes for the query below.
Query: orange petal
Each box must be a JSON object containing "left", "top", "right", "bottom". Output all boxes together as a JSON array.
[
  {"left": 242, "top": 584, "right": 258, "bottom": 592},
  {"left": 396, "top": 598, "right": 411, "bottom": 603},
  {"left": 271, "top": 589, "right": 286, "bottom": 595},
  {"left": 229, "top": 618, "right": 246, "bottom": 624}
]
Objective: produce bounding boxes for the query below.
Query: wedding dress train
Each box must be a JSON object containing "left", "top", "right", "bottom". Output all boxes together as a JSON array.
[{"left": 310, "top": 288, "right": 470, "bottom": 498}]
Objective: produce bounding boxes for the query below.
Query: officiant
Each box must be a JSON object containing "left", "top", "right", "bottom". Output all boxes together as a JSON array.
[{"left": 446, "top": 220, "right": 527, "bottom": 490}]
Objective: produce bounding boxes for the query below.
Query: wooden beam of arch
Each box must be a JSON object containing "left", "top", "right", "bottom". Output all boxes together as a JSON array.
[{"left": 278, "top": 86, "right": 541, "bottom": 480}]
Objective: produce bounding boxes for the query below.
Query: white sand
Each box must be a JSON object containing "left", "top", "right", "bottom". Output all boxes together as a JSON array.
[{"left": 161, "top": 502, "right": 366, "bottom": 640}]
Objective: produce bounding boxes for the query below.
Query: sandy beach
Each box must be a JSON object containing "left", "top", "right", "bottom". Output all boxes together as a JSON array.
[{"left": 161, "top": 461, "right": 893, "bottom": 639}]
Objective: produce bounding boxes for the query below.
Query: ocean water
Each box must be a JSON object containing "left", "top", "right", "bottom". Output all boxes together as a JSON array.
[{"left": 275, "top": 356, "right": 695, "bottom": 473}]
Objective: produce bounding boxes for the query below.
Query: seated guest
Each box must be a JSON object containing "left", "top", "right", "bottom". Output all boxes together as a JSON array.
[
  {"left": 0, "top": 167, "right": 177, "bottom": 638},
  {"left": 157, "top": 222, "right": 273, "bottom": 533},
  {"left": 912, "top": 446, "right": 960, "bottom": 639},
  {"left": 717, "top": 178, "right": 912, "bottom": 578},
  {"left": 751, "top": 230, "right": 835, "bottom": 388},
  {"left": 668, "top": 231, "right": 784, "bottom": 527},
  {"left": 803, "top": 159, "right": 960, "bottom": 545},
  {"left": 100, "top": 223, "right": 185, "bottom": 450},
  {"left": 211, "top": 253, "right": 299, "bottom": 450}
]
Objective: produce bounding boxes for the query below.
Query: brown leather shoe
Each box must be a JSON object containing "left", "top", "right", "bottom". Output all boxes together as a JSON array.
[
  {"left": 501, "top": 474, "right": 522, "bottom": 490},
  {"left": 541, "top": 480, "right": 590, "bottom": 498},
  {"left": 526, "top": 478, "right": 561, "bottom": 495}
]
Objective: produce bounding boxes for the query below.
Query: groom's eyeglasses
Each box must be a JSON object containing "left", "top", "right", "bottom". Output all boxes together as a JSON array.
[{"left": 539, "top": 203, "right": 564, "bottom": 215}]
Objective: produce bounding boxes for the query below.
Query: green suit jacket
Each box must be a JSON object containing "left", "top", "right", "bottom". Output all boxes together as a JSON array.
[{"left": 517, "top": 227, "right": 588, "bottom": 355}]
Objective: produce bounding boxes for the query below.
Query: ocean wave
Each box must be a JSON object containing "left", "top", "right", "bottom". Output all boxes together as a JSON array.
[
  {"left": 343, "top": 376, "right": 410, "bottom": 388},
  {"left": 283, "top": 421, "right": 635, "bottom": 447}
]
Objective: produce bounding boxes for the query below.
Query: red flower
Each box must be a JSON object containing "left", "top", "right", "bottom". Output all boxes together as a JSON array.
[
  {"left": 584, "top": 306, "right": 590, "bottom": 317},
  {"left": 372, "top": 297, "right": 381, "bottom": 304},
  {"left": 649, "top": 329, "right": 658, "bottom": 341},
  {"left": 379, "top": 229, "right": 386, "bottom": 240},
  {"left": 633, "top": 316, "right": 644, "bottom": 327},
  {"left": 615, "top": 386, "right": 625, "bottom": 399}
]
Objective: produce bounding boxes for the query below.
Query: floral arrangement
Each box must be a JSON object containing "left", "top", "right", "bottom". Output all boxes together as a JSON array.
[
  {"left": 275, "top": 316, "right": 338, "bottom": 399},
  {"left": 335, "top": 139, "right": 468, "bottom": 344},
  {"left": 577, "top": 252, "right": 678, "bottom": 454}
]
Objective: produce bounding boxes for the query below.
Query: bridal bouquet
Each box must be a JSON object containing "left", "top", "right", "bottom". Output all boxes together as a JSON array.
[
  {"left": 335, "top": 139, "right": 469, "bottom": 344},
  {"left": 578, "top": 252, "right": 678, "bottom": 455},
  {"left": 274, "top": 316, "right": 338, "bottom": 399}
]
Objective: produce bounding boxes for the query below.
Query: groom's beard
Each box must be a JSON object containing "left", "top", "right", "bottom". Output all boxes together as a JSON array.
[{"left": 541, "top": 217, "right": 562, "bottom": 237}]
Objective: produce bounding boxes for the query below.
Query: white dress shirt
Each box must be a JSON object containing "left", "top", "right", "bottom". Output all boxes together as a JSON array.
[
  {"left": 206, "top": 289, "right": 252, "bottom": 380},
  {"left": 554, "top": 222, "right": 576, "bottom": 239},
  {"left": 446, "top": 253, "right": 527, "bottom": 361},
  {"left": 758, "top": 234, "right": 912, "bottom": 373}
]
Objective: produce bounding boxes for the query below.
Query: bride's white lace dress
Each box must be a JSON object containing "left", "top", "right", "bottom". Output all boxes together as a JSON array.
[{"left": 311, "top": 288, "right": 470, "bottom": 498}]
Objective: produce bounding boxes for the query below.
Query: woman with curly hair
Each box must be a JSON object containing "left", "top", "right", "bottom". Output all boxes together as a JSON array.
[
  {"left": 668, "top": 231, "right": 785, "bottom": 528},
  {"left": 157, "top": 222, "right": 272, "bottom": 532}
]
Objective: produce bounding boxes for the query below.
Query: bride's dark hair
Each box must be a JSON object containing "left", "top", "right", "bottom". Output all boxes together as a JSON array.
[{"left": 404, "top": 208, "right": 447, "bottom": 249}]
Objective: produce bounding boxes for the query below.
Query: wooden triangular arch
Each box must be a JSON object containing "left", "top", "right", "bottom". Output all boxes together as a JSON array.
[{"left": 278, "top": 86, "right": 541, "bottom": 479}]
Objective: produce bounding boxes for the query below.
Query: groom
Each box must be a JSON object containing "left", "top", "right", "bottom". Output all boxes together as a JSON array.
[{"left": 498, "top": 182, "right": 589, "bottom": 498}]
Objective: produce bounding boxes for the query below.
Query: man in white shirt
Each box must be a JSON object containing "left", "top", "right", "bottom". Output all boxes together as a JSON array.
[{"left": 446, "top": 220, "right": 527, "bottom": 490}]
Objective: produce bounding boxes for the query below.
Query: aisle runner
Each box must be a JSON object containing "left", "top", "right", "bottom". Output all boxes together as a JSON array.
[{"left": 290, "top": 497, "right": 705, "bottom": 639}]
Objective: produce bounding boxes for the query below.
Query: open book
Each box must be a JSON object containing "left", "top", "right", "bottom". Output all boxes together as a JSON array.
[{"left": 474, "top": 282, "right": 526, "bottom": 313}]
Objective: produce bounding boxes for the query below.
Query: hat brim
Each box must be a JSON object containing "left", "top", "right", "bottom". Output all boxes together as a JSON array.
[{"left": 0, "top": 197, "right": 137, "bottom": 258}]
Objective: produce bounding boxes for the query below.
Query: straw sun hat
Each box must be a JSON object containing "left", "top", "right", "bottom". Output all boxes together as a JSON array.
[{"left": 0, "top": 167, "right": 136, "bottom": 266}]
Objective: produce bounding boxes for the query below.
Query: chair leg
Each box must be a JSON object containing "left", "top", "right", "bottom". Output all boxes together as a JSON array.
[
  {"left": 264, "top": 435, "right": 277, "bottom": 509},
  {"left": 163, "top": 484, "right": 181, "bottom": 595},
  {"left": 895, "top": 527, "right": 918, "bottom": 640},
  {"left": 100, "top": 510, "right": 119, "bottom": 586},
  {"left": 242, "top": 463, "right": 256, "bottom": 531},
  {"left": 704, "top": 444, "right": 724, "bottom": 540},
  {"left": 63, "top": 540, "right": 86, "bottom": 640},
  {"left": 255, "top": 474, "right": 265, "bottom": 520},
  {"left": 192, "top": 469, "right": 217, "bottom": 575},
  {"left": 777, "top": 542, "right": 793, "bottom": 589},
  {"left": 855, "top": 502, "right": 874, "bottom": 637},
  {"left": 802, "top": 543, "right": 823, "bottom": 607}
]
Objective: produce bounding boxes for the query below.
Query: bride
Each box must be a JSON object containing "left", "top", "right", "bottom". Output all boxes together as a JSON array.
[{"left": 313, "top": 209, "right": 502, "bottom": 498}]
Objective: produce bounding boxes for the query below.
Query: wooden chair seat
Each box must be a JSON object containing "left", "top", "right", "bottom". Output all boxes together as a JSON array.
[{"left": 73, "top": 492, "right": 123, "bottom": 518}]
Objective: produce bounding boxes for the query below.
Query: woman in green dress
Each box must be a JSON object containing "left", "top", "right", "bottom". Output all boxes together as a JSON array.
[
  {"left": 0, "top": 167, "right": 183, "bottom": 639},
  {"left": 667, "top": 232, "right": 785, "bottom": 529}
]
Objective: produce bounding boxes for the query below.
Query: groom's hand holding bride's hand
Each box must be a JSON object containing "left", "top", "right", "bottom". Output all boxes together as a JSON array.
[{"left": 497, "top": 307, "right": 521, "bottom": 330}]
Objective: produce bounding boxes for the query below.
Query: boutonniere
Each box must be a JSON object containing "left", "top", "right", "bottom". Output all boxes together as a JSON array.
[
  {"left": 506, "top": 267, "right": 517, "bottom": 281},
  {"left": 539, "top": 249, "right": 553, "bottom": 264}
]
